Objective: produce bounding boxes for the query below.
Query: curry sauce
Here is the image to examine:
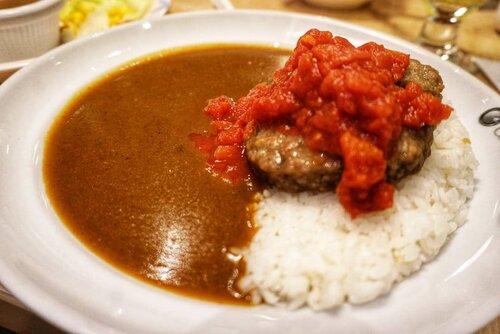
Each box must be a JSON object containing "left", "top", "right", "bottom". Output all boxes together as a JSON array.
[
  {"left": 0, "top": 0, "right": 38, "bottom": 9},
  {"left": 43, "top": 45, "right": 289, "bottom": 303}
]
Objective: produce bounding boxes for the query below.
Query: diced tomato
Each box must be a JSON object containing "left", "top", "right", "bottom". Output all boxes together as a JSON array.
[
  {"left": 213, "top": 145, "right": 242, "bottom": 162},
  {"left": 188, "top": 133, "right": 216, "bottom": 156},
  {"left": 217, "top": 127, "right": 244, "bottom": 145},
  {"left": 191, "top": 29, "right": 452, "bottom": 217}
]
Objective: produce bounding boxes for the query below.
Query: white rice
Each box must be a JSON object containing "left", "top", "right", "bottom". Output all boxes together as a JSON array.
[{"left": 238, "top": 114, "right": 478, "bottom": 310}]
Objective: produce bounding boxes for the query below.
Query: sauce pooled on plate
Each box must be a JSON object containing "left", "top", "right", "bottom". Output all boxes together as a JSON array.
[{"left": 44, "top": 45, "right": 289, "bottom": 303}]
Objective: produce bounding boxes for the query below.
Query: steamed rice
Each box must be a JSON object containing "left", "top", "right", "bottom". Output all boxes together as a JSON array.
[{"left": 238, "top": 114, "right": 478, "bottom": 310}]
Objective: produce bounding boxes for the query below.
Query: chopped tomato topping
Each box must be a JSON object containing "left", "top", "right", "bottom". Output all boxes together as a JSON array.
[{"left": 192, "top": 29, "right": 452, "bottom": 217}]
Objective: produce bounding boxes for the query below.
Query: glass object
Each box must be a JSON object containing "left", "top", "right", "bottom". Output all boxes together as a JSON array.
[{"left": 417, "top": 0, "right": 486, "bottom": 72}]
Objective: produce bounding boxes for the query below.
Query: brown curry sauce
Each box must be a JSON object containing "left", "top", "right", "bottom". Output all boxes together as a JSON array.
[
  {"left": 0, "top": 0, "right": 39, "bottom": 10},
  {"left": 43, "top": 45, "right": 289, "bottom": 304}
]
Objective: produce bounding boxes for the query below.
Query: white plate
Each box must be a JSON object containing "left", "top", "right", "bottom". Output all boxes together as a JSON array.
[
  {"left": 0, "top": 10, "right": 498, "bottom": 334},
  {"left": 0, "top": 58, "right": 31, "bottom": 83}
]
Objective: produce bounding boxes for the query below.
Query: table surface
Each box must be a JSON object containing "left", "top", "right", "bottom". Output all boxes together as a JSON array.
[{"left": 0, "top": 0, "right": 498, "bottom": 333}]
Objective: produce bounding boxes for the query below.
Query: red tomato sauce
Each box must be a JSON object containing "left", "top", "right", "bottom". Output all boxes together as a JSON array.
[{"left": 192, "top": 29, "right": 452, "bottom": 217}]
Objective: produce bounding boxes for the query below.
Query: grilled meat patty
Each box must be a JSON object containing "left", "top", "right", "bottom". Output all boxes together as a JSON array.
[
  {"left": 246, "top": 129, "right": 343, "bottom": 192},
  {"left": 398, "top": 59, "right": 444, "bottom": 98},
  {"left": 245, "top": 60, "right": 443, "bottom": 192},
  {"left": 386, "top": 125, "right": 435, "bottom": 183}
]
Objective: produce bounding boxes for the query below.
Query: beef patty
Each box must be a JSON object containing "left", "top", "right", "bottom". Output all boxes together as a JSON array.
[{"left": 245, "top": 59, "right": 443, "bottom": 192}]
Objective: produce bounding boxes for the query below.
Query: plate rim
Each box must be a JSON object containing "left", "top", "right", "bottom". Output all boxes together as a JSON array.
[{"left": 0, "top": 9, "right": 498, "bottom": 334}]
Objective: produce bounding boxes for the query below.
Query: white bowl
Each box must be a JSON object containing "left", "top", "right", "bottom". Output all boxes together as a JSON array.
[
  {"left": 0, "top": 0, "right": 63, "bottom": 62},
  {"left": 0, "top": 10, "right": 498, "bottom": 334}
]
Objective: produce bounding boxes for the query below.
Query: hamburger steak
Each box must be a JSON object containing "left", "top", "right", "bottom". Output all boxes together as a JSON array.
[{"left": 245, "top": 59, "right": 444, "bottom": 192}]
